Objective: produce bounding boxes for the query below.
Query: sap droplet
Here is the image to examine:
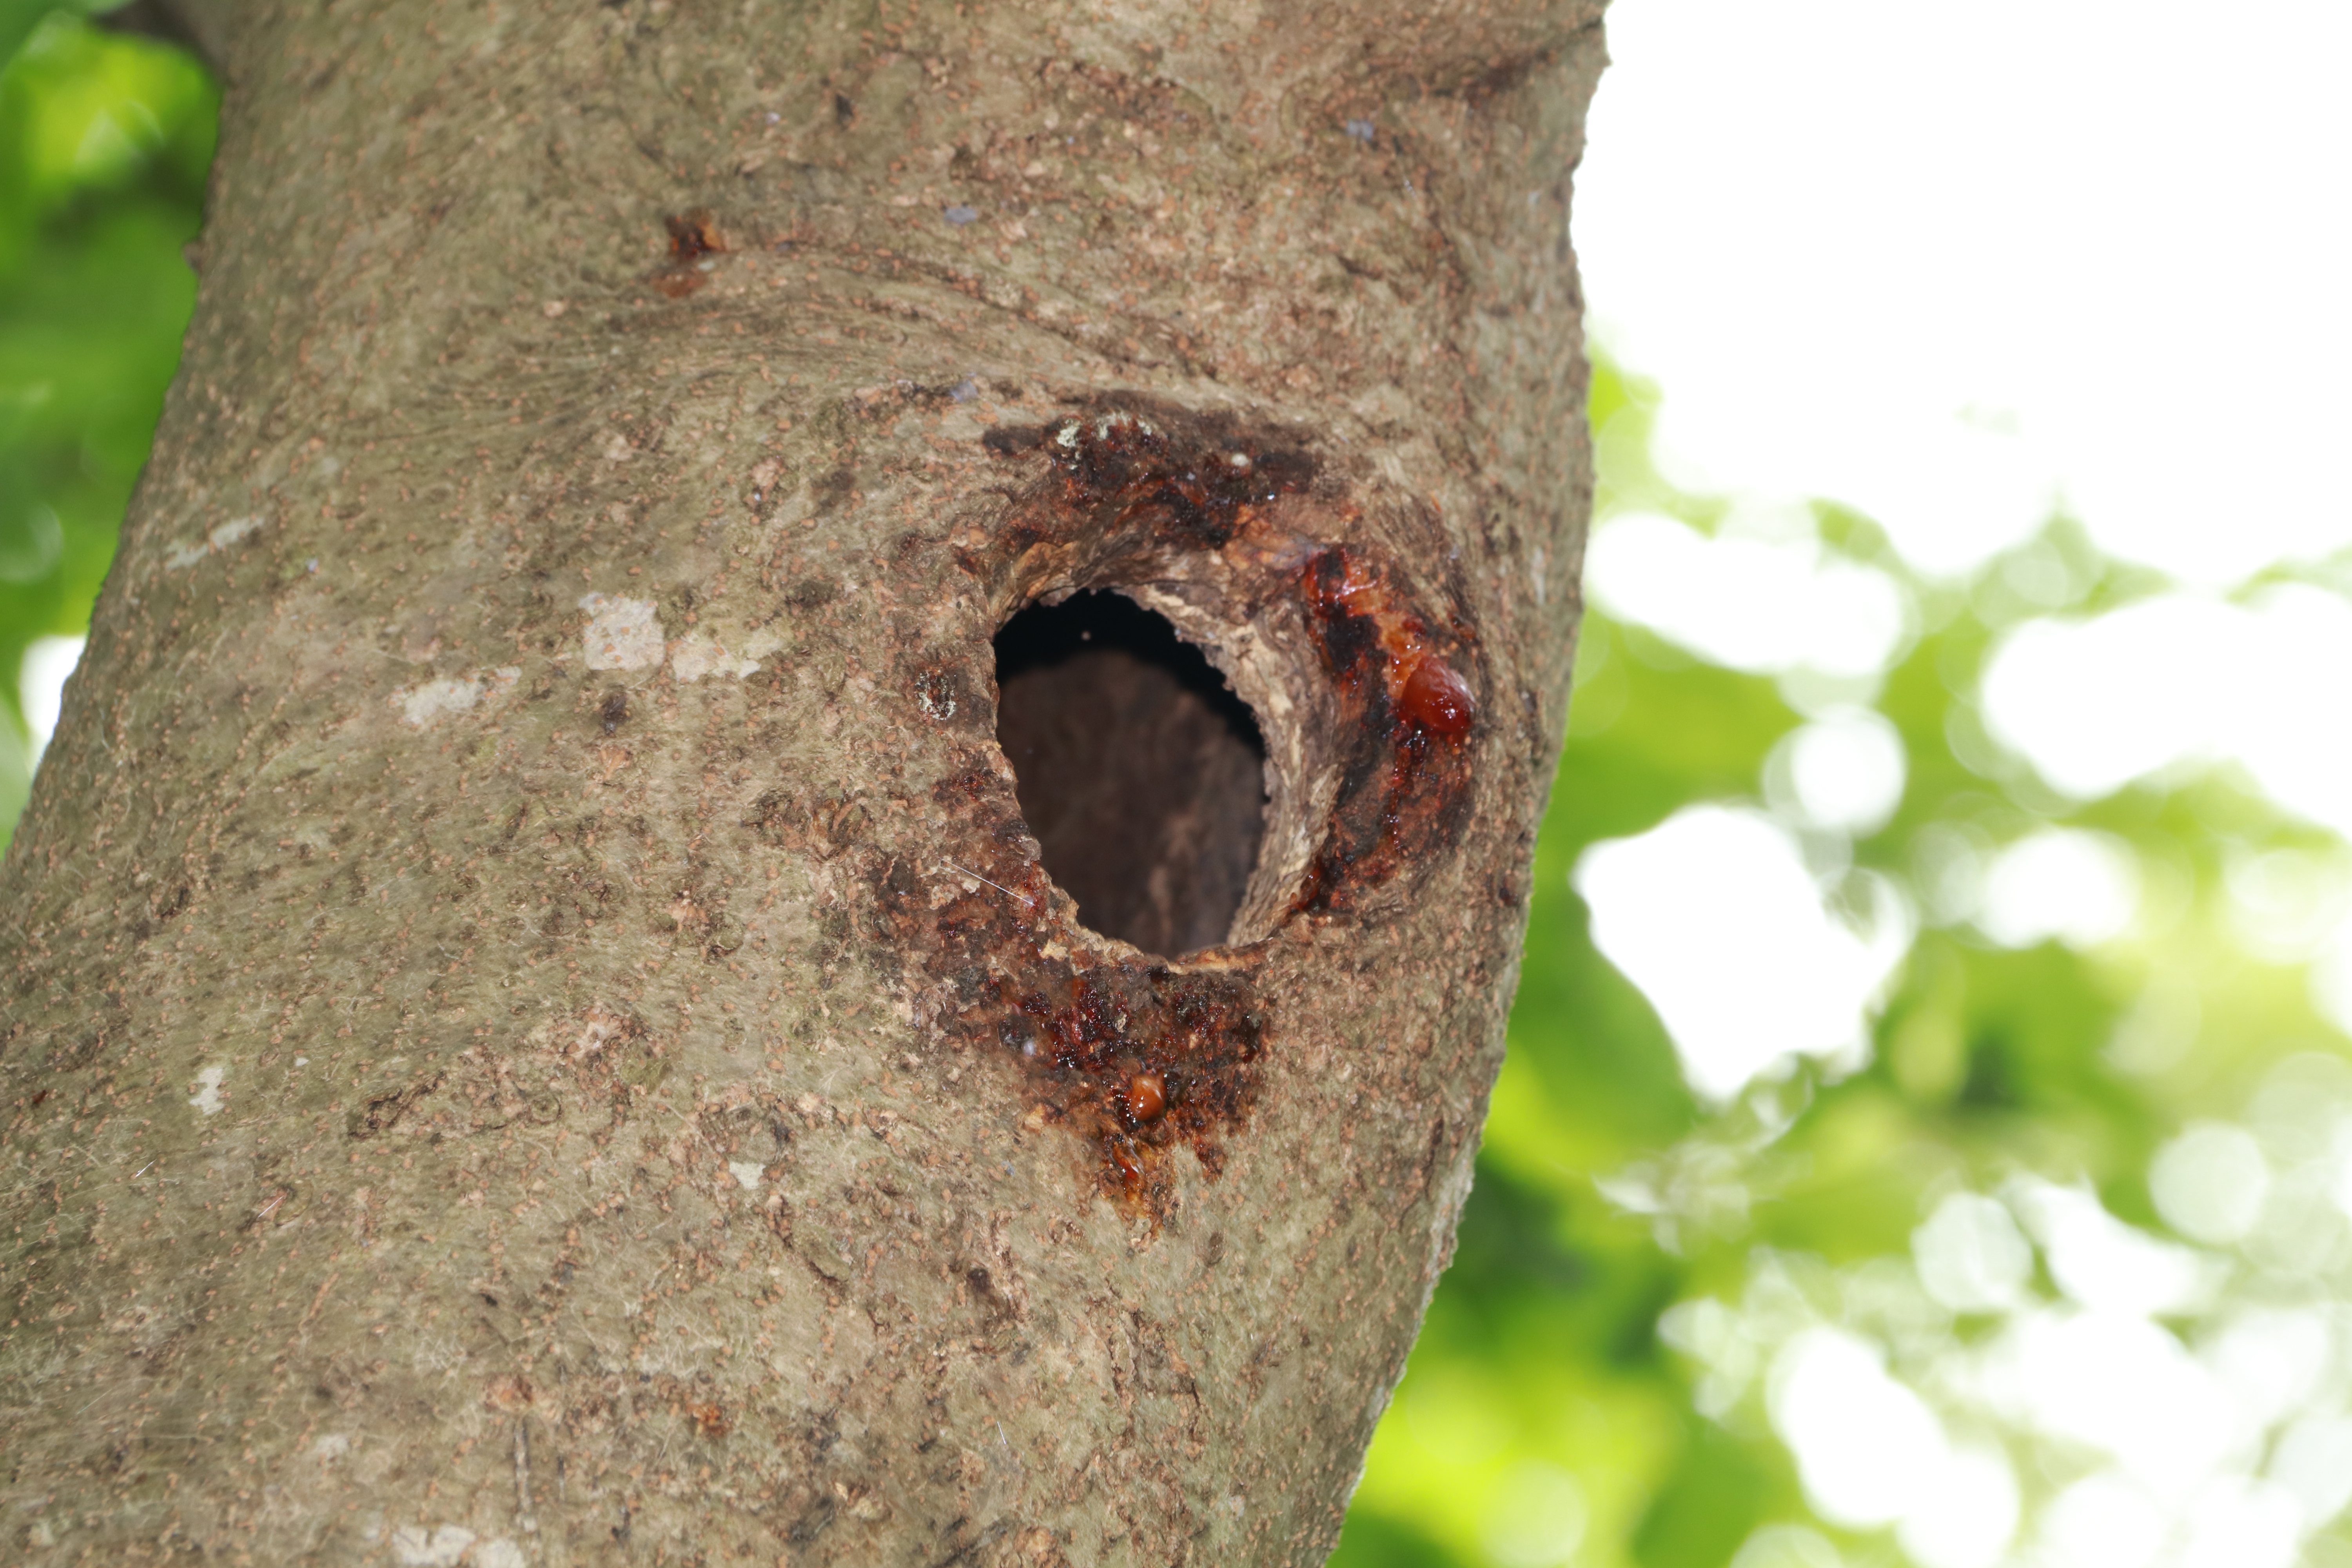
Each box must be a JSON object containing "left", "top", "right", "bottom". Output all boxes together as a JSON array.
[
  {"left": 1125, "top": 1071, "right": 1167, "bottom": 1124},
  {"left": 1399, "top": 656, "right": 1475, "bottom": 735}
]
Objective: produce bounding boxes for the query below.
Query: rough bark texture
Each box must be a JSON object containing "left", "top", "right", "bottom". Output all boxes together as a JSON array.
[{"left": 0, "top": 0, "right": 1598, "bottom": 1561}]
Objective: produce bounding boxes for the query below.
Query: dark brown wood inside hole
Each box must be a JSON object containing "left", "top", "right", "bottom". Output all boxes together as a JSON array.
[{"left": 993, "top": 591, "right": 1267, "bottom": 958}]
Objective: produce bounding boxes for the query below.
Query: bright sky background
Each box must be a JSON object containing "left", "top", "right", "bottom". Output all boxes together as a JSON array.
[
  {"left": 1572, "top": 0, "right": 2352, "bottom": 1090},
  {"left": 1576, "top": 0, "right": 2352, "bottom": 590},
  {"left": 1569, "top": 8, "right": 2352, "bottom": 1566}
]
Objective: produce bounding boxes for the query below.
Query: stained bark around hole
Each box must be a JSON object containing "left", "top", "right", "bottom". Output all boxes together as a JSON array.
[{"left": 993, "top": 590, "right": 1266, "bottom": 958}]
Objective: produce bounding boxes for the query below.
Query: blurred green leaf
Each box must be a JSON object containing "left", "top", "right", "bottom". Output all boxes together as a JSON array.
[
  {"left": 0, "top": 9, "right": 211, "bottom": 842},
  {"left": 1342, "top": 352, "right": 2352, "bottom": 1567}
]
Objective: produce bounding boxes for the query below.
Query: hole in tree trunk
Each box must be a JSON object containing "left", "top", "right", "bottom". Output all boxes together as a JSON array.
[{"left": 994, "top": 591, "right": 1267, "bottom": 958}]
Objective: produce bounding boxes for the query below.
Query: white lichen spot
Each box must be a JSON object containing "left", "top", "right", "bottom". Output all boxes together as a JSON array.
[
  {"left": 1530, "top": 545, "right": 1548, "bottom": 607},
  {"left": 394, "top": 667, "right": 519, "bottom": 729},
  {"left": 729, "top": 1159, "right": 765, "bottom": 1191},
  {"left": 391, "top": 1523, "right": 477, "bottom": 1566},
  {"left": 477, "top": 1541, "right": 527, "bottom": 1568},
  {"left": 27, "top": 1519, "right": 56, "bottom": 1547},
  {"left": 670, "top": 631, "right": 760, "bottom": 682},
  {"left": 189, "top": 1065, "right": 226, "bottom": 1116},
  {"left": 601, "top": 431, "right": 634, "bottom": 462},
  {"left": 397, "top": 677, "right": 480, "bottom": 726},
  {"left": 209, "top": 514, "right": 265, "bottom": 549},
  {"left": 311, "top": 1432, "right": 352, "bottom": 1462},
  {"left": 573, "top": 1009, "right": 629, "bottom": 1058},
  {"left": 579, "top": 593, "right": 663, "bottom": 671},
  {"left": 163, "top": 514, "right": 267, "bottom": 571}
]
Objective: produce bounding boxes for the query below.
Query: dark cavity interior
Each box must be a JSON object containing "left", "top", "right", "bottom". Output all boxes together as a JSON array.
[{"left": 993, "top": 591, "right": 1267, "bottom": 958}]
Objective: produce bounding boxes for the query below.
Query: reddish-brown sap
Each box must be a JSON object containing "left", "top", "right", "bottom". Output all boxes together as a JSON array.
[
  {"left": 1125, "top": 1071, "right": 1169, "bottom": 1125},
  {"left": 1399, "top": 655, "right": 1476, "bottom": 736}
]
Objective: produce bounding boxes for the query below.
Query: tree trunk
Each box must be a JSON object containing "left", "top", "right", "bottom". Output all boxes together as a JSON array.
[{"left": 0, "top": 0, "right": 1598, "bottom": 1561}]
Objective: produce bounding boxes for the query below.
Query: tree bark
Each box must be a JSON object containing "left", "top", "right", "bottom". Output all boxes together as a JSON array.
[{"left": 0, "top": 0, "right": 1599, "bottom": 1561}]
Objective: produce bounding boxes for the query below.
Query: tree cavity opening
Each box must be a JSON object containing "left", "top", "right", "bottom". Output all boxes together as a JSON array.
[{"left": 994, "top": 590, "right": 1268, "bottom": 959}]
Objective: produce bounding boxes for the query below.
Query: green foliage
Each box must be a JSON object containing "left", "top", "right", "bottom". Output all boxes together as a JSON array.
[
  {"left": 0, "top": 10, "right": 211, "bottom": 835},
  {"left": 1335, "top": 361, "right": 2352, "bottom": 1568}
]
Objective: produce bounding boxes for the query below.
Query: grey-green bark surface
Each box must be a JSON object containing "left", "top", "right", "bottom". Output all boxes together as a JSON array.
[{"left": 0, "top": 0, "right": 1599, "bottom": 1561}]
